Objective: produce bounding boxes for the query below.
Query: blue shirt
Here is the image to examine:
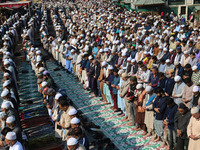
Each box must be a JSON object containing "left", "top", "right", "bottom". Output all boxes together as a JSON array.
[
  {"left": 92, "top": 47, "right": 98, "bottom": 57},
  {"left": 175, "top": 25, "right": 180, "bottom": 32},
  {"left": 149, "top": 74, "right": 159, "bottom": 88},
  {"left": 111, "top": 76, "right": 120, "bottom": 94},
  {"left": 81, "top": 59, "right": 90, "bottom": 71}
]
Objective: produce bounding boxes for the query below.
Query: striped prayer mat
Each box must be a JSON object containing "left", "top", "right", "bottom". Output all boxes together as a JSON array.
[{"left": 17, "top": 62, "right": 62, "bottom": 149}]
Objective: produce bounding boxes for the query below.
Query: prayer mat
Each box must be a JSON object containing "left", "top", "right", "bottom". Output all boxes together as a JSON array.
[{"left": 16, "top": 62, "right": 62, "bottom": 149}]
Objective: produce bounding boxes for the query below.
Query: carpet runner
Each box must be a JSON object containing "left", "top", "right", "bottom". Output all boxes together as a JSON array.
[
  {"left": 46, "top": 61, "right": 163, "bottom": 150},
  {"left": 17, "top": 62, "right": 62, "bottom": 150}
]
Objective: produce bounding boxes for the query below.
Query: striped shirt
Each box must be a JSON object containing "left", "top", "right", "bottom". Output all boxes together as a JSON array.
[{"left": 191, "top": 71, "right": 200, "bottom": 86}]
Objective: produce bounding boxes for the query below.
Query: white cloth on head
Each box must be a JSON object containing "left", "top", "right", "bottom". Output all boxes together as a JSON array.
[
  {"left": 191, "top": 107, "right": 199, "bottom": 114},
  {"left": 193, "top": 86, "right": 199, "bottom": 92},
  {"left": 67, "top": 137, "right": 78, "bottom": 146},
  {"left": 68, "top": 108, "right": 78, "bottom": 116},
  {"left": 41, "top": 81, "right": 48, "bottom": 87},
  {"left": 1, "top": 89, "right": 9, "bottom": 97},
  {"left": 1, "top": 101, "right": 10, "bottom": 109},
  {"left": 6, "top": 132, "right": 16, "bottom": 140},
  {"left": 174, "top": 76, "right": 181, "bottom": 82},
  {"left": 145, "top": 86, "right": 153, "bottom": 92},
  {"left": 70, "top": 117, "right": 80, "bottom": 124},
  {"left": 6, "top": 116, "right": 15, "bottom": 123},
  {"left": 55, "top": 93, "right": 62, "bottom": 100}
]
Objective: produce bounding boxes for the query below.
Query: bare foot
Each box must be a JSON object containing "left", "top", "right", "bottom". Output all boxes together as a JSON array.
[
  {"left": 135, "top": 128, "right": 141, "bottom": 131},
  {"left": 160, "top": 142, "right": 166, "bottom": 148},
  {"left": 154, "top": 137, "right": 161, "bottom": 142},
  {"left": 119, "top": 113, "right": 125, "bottom": 117},
  {"left": 132, "top": 127, "right": 138, "bottom": 130},
  {"left": 110, "top": 107, "right": 115, "bottom": 110},
  {"left": 122, "top": 117, "right": 128, "bottom": 122},
  {"left": 142, "top": 131, "right": 147, "bottom": 135},
  {"left": 150, "top": 136, "right": 156, "bottom": 141},
  {"left": 127, "top": 122, "right": 133, "bottom": 126},
  {"left": 144, "top": 133, "right": 152, "bottom": 138},
  {"left": 165, "top": 145, "right": 169, "bottom": 150},
  {"left": 123, "top": 118, "right": 129, "bottom": 122}
]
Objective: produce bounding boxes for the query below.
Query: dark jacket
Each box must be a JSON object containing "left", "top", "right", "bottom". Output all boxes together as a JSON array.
[
  {"left": 88, "top": 63, "right": 95, "bottom": 77},
  {"left": 174, "top": 66, "right": 184, "bottom": 77},
  {"left": 163, "top": 103, "right": 178, "bottom": 130},
  {"left": 158, "top": 77, "right": 167, "bottom": 91},
  {"left": 110, "top": 54, "right": 118, "bottom": 66},
  {"left": 164, "top": 77, "right": 175, "bottom": 96},
  {"left": 94, "top": 62, "right": 101, "bottom": 79},
  {"left": 153, "top": 96, "right": 167, "bottom": 120},
  {"left": 174, "top": 109, "right": 191, "bottom": 139},
  {"left": 106, "top": 73, "right": 115, "bottom": 90},
  {"left": 81, "top": 59, "right": 90, "bottom": 71}
]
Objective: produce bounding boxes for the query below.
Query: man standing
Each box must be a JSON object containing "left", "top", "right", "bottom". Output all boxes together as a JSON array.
[
  {"left": 119, "top": 73, "right": 130, "bottom": 121},
  {"left": 143, "top": 86, "right": 156, "bottom": 138},
  {"left": 153, "top": 87, "right": 167, "bottom": 142},
  {"left": 92, "top": 60, "right": 100, "bottom": 97},
  {"left": 175, "top": 103, "right": 191, "bottom": 150},
  {"left": 98, "top": 62, "right": 107, "bottom": 102},
  {"left": 172, "top": 76, "right": 185, "bottom": 105},
  {"left": 162, "top": 98, "right": 178, "bottom": 149},
  {"left": 182, "top": 78, "right": 195, "bottom": 108},
  {"left": 187, "top": 107, "right": 200, "bottom": 150},
  {"left": 57, "top": 96, "right": 74, "bottom": 140}
]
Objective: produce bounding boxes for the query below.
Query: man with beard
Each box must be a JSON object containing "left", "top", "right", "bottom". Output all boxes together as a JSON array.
[{"left": 5, "top": 132, "right": 23, "bottom": 150}]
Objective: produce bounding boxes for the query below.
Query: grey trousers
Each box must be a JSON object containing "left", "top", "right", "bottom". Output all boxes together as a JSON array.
[
  {"left": 154, "top": 119, "right": 164, "bottom": 140},
  {"left": 168, "top": 129, "right": 176, "bottom": 150},
  {"left": 97, "top": 80, "right": 102, "bottom": 97},
  {"left": 129, "top": 102, "right": 136, "bottom": 125}
]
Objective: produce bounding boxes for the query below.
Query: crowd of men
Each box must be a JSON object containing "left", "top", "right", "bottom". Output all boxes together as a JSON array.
[
  {"left": 0, "top": 12, "right": 27, "bottom": 150},
  {"left": 1, "top": 0, "right": 200, "bottom": 150}
]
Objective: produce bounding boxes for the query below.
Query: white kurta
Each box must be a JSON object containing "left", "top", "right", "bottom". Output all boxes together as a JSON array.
[{"left": 187, "top": 116, "right": 200, "bottom": 150}]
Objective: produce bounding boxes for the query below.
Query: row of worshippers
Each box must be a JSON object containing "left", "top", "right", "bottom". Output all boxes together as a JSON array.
[
  {"left": 0, "top": 12, "right": 31, "bottom": 150},
  {"left": 22, "top": 13, "right": 89, "bottom": 150},
  {"left": 23, "top": 43, "right": 89, "bottom": 150},
  {"left": 37, "top": 0, "right": 200, "bottom": 149}
]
